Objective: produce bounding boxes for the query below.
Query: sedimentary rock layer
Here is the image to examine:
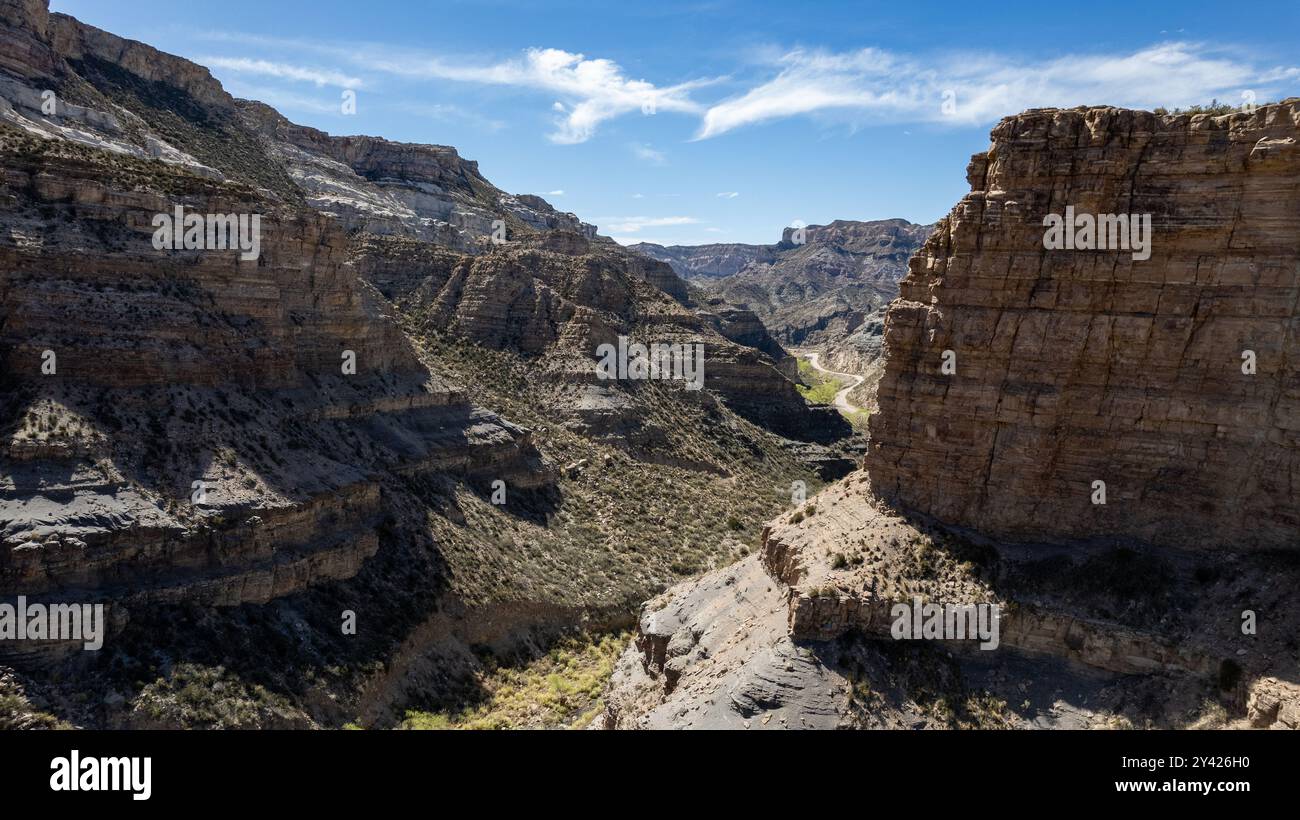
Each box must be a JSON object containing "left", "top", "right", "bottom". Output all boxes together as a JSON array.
[{"left": 870, "top": 103, "right": 1300, "bottom": 551}]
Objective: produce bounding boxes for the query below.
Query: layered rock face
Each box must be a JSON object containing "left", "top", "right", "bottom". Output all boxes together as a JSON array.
[
  {"left": 242, "top": 101, "right": 595, "bottom": 248},
  {"left": 358, "top": 232, "right": 851, "bottom": 446},
  {"left": 0, "top": 126, "right": 547, "bottom": 631},
  {"left": 0, "top": 0, "right": 55, "bottom": 81},
  {"left": 870, "top": 103, "right": 1300, "bottom": 551},
  {"left": 627, "top": 241, "right": 776, "bottom": 281},
  {"left": 0, "top": 3, "right": 555, "bottom": 656},
  {"left": 0, "top": 1, "right": 850, "bottom": 703}
]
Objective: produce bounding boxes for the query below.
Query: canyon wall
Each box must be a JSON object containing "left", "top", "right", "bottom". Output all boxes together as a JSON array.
[
  {"left": 0, "top": 0, "right": 848, "bottom": 685},
  {"left": 0, "top": 1, "right": 556, "bottom": 647},
  {"left": 869, "top": 103, "right": 1300, "bottom": 551}
]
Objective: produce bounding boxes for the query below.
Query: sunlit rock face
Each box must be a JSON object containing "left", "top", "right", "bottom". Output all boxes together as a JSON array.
[{"left": 870, "top": 103, "right": 1300, "bottom": 551}]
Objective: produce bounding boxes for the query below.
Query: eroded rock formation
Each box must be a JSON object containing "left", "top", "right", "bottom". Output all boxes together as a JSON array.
[{"left": 870, "top": 103, "right": 1300, "bottom": 551}]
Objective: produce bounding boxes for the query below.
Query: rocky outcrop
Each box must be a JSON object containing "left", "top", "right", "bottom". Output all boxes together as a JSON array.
[
  {"left": 1247, "top": 677, "right": 1300, "bottom": 729},
  {"left": 604, "top": 471, "right": 1299, "bottom": 729},
  {"left": 870, "top": 103, "right": 1300, "bottom": 552}
]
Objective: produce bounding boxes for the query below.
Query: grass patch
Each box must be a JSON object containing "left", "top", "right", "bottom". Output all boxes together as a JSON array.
[
  {"left": 400, "top": 632, "right": 629, "bottom": 730},
  {"left": 795, "top": 359, "right": 846, "bottom": 405}
]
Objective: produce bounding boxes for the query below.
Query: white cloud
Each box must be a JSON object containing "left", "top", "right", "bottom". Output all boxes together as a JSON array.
[
  {"left": 597, "top": 215, "right": 699, "bottom": 233},
  {"left": 547, "top": 189, "right": 566, "bottom": 196},
  {"left": 631, "top": 193, "right": 645, "bottom": 199},
  {"left": 353, "top": 47, "right": 715, "bottom": 143},
  {"left": 631, "top": 143, "right": 667, "bottom": 164},
  {"left": 716, "top": 191, "right": 739, "bottom": 198},
  {"left": 202, "top": 56, "right": 362, "bottom": 89},
  {"left": 697, "top": 42, "right": 1300, "bottom": 139}
]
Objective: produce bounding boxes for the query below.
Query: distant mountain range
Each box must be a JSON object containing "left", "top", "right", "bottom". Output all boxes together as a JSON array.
[{"left": 630, "top": 218, "right": 933, "bottom": 350}]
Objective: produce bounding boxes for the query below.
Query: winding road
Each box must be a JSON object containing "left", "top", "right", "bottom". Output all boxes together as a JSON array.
[{"left": 804, "top": 352, "right": 866, "bottom": 413}]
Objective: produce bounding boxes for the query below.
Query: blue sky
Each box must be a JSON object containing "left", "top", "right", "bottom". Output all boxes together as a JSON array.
[{"left": 51, "top": 0, "right": 1300, "bottom": 245}]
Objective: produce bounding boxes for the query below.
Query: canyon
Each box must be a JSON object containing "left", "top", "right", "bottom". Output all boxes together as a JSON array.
[
  {"left": 1, "top": 0, "right": 1298, "bottom": 733},
  {"left": 633, "top": 219, "right": 933, "bottom": 416},
  {"left": 603, "top": 101, "right": 1300, "bottom": 730},
  {"left": 0, "top": 0, "right": 851, "bottom": 727}
]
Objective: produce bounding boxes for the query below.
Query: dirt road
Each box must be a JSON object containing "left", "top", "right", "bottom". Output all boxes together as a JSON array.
[{"left": 804, "top": 352, "right": 865, "bottom": 413}]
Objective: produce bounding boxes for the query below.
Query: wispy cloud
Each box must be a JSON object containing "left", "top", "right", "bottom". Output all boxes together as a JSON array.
[
  {"left": 630, "top": 143, "right": 667, "bottom": 164},
  {"left": 201, "top": 56, "right": 362, "bottom": 89},
  {"left": 353, "top": 47, "right": 715, "bottom": 143},
  {"left": 716, "top": 191, "right": 739, "bottom": 198},
  {"left": 546, "top": 189, "right": 566, "bottom": 196},
  {"left": 196, "top": 35, "right": 714, "bottom": 142},
  {"left": 697, "top": 42, "right": 1300, "bottom": 138},
  {"left": 598, "top": 215, "right": 699, "bottom": 233}
]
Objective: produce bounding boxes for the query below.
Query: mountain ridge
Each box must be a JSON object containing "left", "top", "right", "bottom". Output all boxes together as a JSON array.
[{"left": 631, "top": 219, "right": 933, "bottom": 351}]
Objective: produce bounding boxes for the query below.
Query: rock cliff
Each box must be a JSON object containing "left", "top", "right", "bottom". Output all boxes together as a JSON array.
[{"left": 870, "top": 103, "right": 1300, "bottom": 551}]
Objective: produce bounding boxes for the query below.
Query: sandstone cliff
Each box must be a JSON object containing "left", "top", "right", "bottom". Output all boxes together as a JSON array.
[{"left": 870, "top": 103, "right": 1300, "bottom": 551}]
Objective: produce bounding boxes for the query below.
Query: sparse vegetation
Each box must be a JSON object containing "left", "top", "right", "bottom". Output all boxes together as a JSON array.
[
  {"left": 1152, "top": 99, "right": 1253, "bottom": 116},
  {"left": 132, "top": 664, "right": 308, "bottom": 729},
  {"left": 410, "top": 328, "right": 824, "bottom": 611}
]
